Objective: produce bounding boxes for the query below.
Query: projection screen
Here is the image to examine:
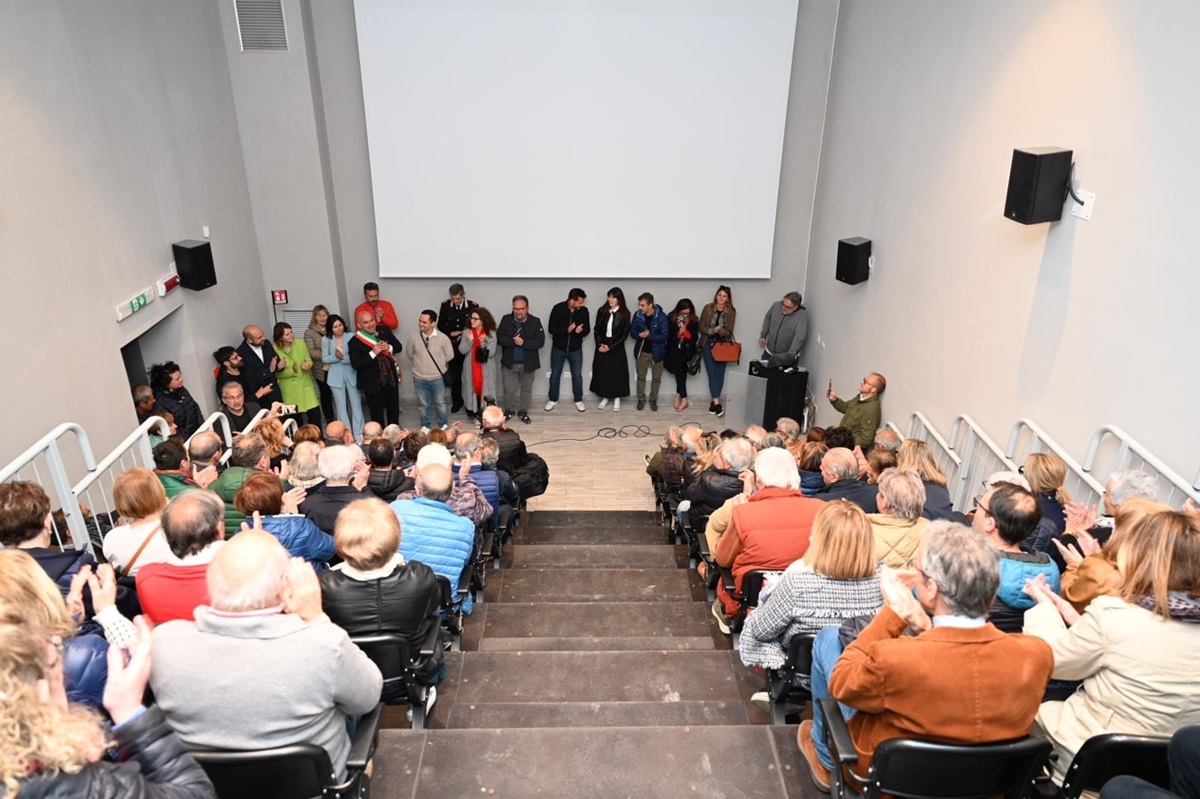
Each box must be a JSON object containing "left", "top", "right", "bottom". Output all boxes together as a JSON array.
[{"left": 354, "top": 0, "right": 798, "bottom": 279}]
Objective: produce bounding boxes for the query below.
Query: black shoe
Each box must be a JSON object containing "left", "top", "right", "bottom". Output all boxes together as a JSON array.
[
  {"left": 503, "top": 408, "right": 515, "bottom": 420},
  {"left": 451, "top": 402, "right": 464, "bottom": 413},
  {"left": 715, "top": 403, "right": 725, "bottom": 418},
  {"left": 518, "top": 411, "right": 531, "bottom": 424},
  {"left": 649, "top": 400, "right": 658, "bottom": 412},
  {"left": 707, "top": 401, "right": 717, "bottom": 415},
  {"left": 637, "top": 399, "right": 646, "bottom": 411}
]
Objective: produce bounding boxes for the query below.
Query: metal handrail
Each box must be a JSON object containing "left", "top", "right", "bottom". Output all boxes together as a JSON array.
[
  {"left": 219, "top": 409, "right": 271, "bottom": 465},
  {"left": 240, "top": 408, "right": 271, "bottom": 436},
  {"left": 1083, "top": 425, "right": 1200, "bottom": 507},
  {"left": 905, "top": 412, "right": 960, "bottom": 468},
  {"left": 72, "top": 417, "right": 171, "bottom": 496},
  {"left": 0, "top": 423, "right": 96, "bottom": 551},
  {"left": 1006, "top": 418, "right": 1106, "bottom": 505},
  {"left": 186, "top": 412, "right": 233, "bottom": 450},
  {"left": 946, "top": 415, "right": 1017, "bottom": 511}
]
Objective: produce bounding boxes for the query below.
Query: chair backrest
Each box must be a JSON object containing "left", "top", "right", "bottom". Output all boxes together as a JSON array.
[
  {"left": 1059, "top": 733, "right": 1172, "bottom": 799},
  {"left": 862, "top": 735, "right": 1051, "bottom": 799},
  {"left": 741, "top": 570, "right": 768, "bottom": 606},
  {"left": 193, "top": 743, "right": 333, "bottom": 799},
  {"left": 350, "top": 633, "right": 417, "bottom": 705},
  {"left": 785, "top": 633, "right": 815, "bottom": 673}
]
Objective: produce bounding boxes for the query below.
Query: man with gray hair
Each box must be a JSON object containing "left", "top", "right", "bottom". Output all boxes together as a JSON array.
[
  {"left": 873, "top": 428, "right": 902, "bottom": 453},
  {"left": 685, "top": 436, "right": 755, "bottom": 532},
  {"left": 712, "top": 448, "right": 825, "bottom": 634},
  {"left": 758, "top": 290, "right": 807, "bottom": 366},
  {"left": 1065, "top": 469, "right": 1162, "bottom": 546},
  {"left": 775, "top": 417, "right": 801, "bottom": 444},
  {"left": 136, "top": 490, "right": 227, "bottom": 625},
  {"left": 813, "top": 447, "right": 879, "bottom": 512},
  {"left": 151, "top": 528, "right": 381, "bottom": 781},
  {"left": 798, "top": 521, "right": 1054, "bottom": 790},
  {"left": 299, "top": 445, "right": 370, "bottom": 533},
  {"left": 393, "top": 464, "right": 479, "bottom": 613},
  {"left": 454, "top": 431, "right": 501, "bottom": 528},
  {"left": 208, "top": 432, "right": 275, "bottom": 535}
]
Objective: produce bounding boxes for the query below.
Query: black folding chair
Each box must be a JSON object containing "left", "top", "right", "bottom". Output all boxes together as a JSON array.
[
  {"left": 350, "top": 630, "right": 439, "bottom": 729},
  {"left": 1057, "top": 732, "right": 1171, "bottom": 799},
  {"left": 764, "top": 633, "right": 816, "bottom": 725}
]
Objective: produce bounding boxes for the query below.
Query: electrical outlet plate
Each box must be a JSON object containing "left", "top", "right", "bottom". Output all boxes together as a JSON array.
[{"left": 1070, "top": 190, "right": 1096, "bottom": 221}]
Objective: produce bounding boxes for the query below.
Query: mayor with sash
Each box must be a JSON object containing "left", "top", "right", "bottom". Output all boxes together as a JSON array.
[{"left": 350, "top": 308, "right": 403, "bottom": 426}]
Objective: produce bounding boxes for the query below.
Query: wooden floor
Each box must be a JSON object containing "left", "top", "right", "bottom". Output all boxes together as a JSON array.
[{"left": 482, "top": 398, "right": 736, "bottom": 512}]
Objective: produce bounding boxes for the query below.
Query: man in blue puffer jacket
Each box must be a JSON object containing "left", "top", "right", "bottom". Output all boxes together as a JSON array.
[
  {"left": 630, "top": 292, "right": 670, "bottom": 412},
  {"left": 454, "top": 432, "right": 501, "bottom": 531},
  {"left": 392, "top": 464, "right": 477, "bottom": 614}
]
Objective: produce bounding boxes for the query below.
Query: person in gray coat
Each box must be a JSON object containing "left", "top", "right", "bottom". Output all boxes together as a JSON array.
[{"left": 758, "top": 290, "right": 808, "bottom": 366}]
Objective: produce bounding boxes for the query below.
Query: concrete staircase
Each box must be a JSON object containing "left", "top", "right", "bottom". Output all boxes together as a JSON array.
[{"left": 372, "top": 510, "right": 817, "bottom": 798}]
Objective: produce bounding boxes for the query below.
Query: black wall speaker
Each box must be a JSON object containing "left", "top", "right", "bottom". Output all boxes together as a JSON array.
[
  {"left": 836, "top": 237, "right": 871, "bottom": 285},
  {"left": 1004, "top": 147, "right": 1073, "bottom": 224},
  {"left": 172, "top": 240, "right": 217, "bottom": 291}
]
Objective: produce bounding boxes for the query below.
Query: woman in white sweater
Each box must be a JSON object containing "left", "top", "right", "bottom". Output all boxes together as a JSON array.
[{"left": 1023, "top": 508, "right": 1200, "bottom": 781}]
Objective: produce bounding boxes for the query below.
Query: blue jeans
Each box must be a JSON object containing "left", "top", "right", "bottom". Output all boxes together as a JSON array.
[
  {"left": 548, "top": 348, "right": 583, "bottom": 403},
  {"left": 703, "top": 344, "right": 727, "bottom": 402},
  {"left": 810, "top": 626, "right": 856, "bottom": 771},
  {"left": 415, "top": 377, "right": 447, "bottom": 428}
]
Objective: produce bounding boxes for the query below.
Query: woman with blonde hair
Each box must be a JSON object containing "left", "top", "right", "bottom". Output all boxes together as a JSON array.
[
  {"left": 794, "top": 440, "right": 828, "bottom": 496},
  {"left": 101, "top": 468, "right": 171, "bottom": 577},
  {"left": 255, "top": 416, "right": 292, "bottom": 470},
  {"left": 739, "top": 499, "right": 883, "bottom": 670},
  {"left": 1024, "top": 508, "right": 1200, "bottom": 780},
  {"left": 896, "top": 439, "right": 955, "bottom": 520},
  {"left": 1023, "top": 452, "right": 1073, "bottom": 537},
  {"left": 0, "top": 613, "right": 212, "bottom": 797}
]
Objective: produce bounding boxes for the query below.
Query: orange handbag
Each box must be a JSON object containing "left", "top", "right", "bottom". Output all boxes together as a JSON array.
[{"left": 710, "top": 341, "right": 742, "bottom": 364}]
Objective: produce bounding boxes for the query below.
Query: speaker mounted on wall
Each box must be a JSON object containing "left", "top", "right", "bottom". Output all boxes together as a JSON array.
[
  {"left": 1004, "top": 147, "right": 1073, "bottom": 224},
  {"left": 836, "top": 237, "right": 871, "bottom": 285},
  {"left": 172, "top": 240, "right": 217, "bottom": 291}
]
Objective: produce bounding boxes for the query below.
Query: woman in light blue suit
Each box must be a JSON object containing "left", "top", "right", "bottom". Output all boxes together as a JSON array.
[{"left": 322, "top": 314, "right": 365, "bottom": 439}]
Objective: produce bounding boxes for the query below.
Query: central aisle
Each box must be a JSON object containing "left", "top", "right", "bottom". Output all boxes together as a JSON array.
[{"left": 371, "top": 509, "right": 819, "bottom": 798}]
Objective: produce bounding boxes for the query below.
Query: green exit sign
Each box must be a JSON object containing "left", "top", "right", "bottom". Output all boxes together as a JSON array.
[
  {"left": 130, "top": 293, "right": 150, "bottom": 313},
  {"left": 115, "top": 285, "right": 156, "bottom": 321}
]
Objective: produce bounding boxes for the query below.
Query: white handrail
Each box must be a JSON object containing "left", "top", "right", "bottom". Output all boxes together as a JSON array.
[
  {"left": 1083, "top": 425, "right": 1200, "bottom": 507},
  {"left": 905, "top": 412, "right": 960, "bottom": 468},
  {"left": 946, "top": 415, "right": 1017, "bottom": 511},
  {"left": 240, "top": 408, "right": 271, "bottom": 436},
  {"left": 1006, "top": 418, "right": 1106, "bottom": 504},
  {"left": 0, "top": 423, "right": 96, "bottom": 552},
  {"left": 0, "top": 423, "right": 95, "bottom": 482},
  {"left": 186, "top": 412, "right": 233, "bottom": 450},
  {"left": 72, "top": 417, "right": 171, "bottom": 496}
]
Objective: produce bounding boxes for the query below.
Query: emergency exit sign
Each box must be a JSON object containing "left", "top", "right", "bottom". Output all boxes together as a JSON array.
[{"left": 115, "top": 287, "right": 155, "bottom": 321}]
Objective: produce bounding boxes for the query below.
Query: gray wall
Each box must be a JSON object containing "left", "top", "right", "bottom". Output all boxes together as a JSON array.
[
  {"left": 0, "top": 1, "right": 267, "bottom": 466},
  {"left": 804, "top": 0, "right": 1200, "bottom": 472}
]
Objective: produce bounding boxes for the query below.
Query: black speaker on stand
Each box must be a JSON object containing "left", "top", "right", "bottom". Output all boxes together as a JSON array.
[{"left": 744, "top": 361, "right": 808, "bottom": 431}]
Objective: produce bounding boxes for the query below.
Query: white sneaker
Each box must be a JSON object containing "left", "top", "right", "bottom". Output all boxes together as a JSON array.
[
  {"left": 574, "top": 401, "right": 586, "bottom": 412},
  {"left": 613, "top": 398, "right": 621, "bottom": 412},
  {"left": 598, "top": 398, "right": 609, "bottom": 409},
  {"left": 425, "top": 685, "right": 438, "bottom": 713},
  {"left": 420, "top": 426, "right": 430, "bottom": 434},
  {"left": 544, "top": 400, "right": 557, "bottom": 411}
]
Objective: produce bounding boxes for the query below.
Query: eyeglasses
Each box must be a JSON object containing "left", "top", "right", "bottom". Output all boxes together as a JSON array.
[{"left": 972, "top": 495, "right": 991, "bottom": 516}]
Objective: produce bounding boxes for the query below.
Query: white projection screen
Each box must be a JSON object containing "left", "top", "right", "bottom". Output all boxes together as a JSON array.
[{"left": 354, "top": 0, "right": 799, "bottom": 279}]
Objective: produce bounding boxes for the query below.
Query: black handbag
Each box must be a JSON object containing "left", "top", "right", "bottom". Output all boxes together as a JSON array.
[
  {"left": 475, "top": 346, "right": 490, "bottom": 364},
  {"left": 686, "top": 350, "right": 702, "bottom": 376}
]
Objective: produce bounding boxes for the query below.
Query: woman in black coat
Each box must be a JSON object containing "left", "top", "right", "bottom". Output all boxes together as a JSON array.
[
  {"left": 149, "top": 361, "right": 204, "bottom": 440},
  {"left": 663, "top": 298, "right": 699, "bottom": 412},
  {"left": 589, "top": 287, "right": 631, "bottom": 411}
]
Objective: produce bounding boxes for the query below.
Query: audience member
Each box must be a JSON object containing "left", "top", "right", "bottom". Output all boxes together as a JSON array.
[
  {"left": 438, "top": 283, "right": 478, "bottom": 414},
  {"left": 1023, "top": 508, "right": 1200, "bottom": 781},
  {"left": 759, "top": 432, "right": 788, "bottom": 451},
  {"left": 740, "top": 500, "right": 883, "bottom": 673},
  {"left": 482, "top": 405, "right": 529, "bottom": 475},
  {"left": 409, "top": 308, "right": 455, "bottom": 431},
  {"left": 133, "top": 384, "right": 157, "bottom": 423},
  {"left": 497, "top": 295, "right": 545, "bottom": 425},
  {"left": 545, "top": 288, "right": 590, "bottom": 413},
  {"left": 136, "top": 490, "right": 226, "bottom": 624},
  {"left": 896, "top": 439, "right": 956, "bottom": 520},
  {"left": 873, "top": 427, "right": 902, "bottom": 453},
  {"left": 658, "top": 426, "right": 700, "bottom": 492},
  {"left": 102, "top": 467, "right": 172, "bottom": 576},
  {"left": 299, "top": 445, "right": 369, "bottom": 533},
  {"left": 758, "top": 290, "right": 807, "bottom": 366},
  {"left": 187, "top": 430, "right": 224, "bottom": 475},
  {"left": 272, "top": 322, "right": 321, "bottom": 427},
  {"left": 972, "top": 482, "right": 1058, "bottom": 632},
  {"left": 397, "top": 429, "right": 428, "bottom": 470},
  {"left": 392, "top": 463, "right": 478, "bottom": 614},
  {"left": 812, "top": 448, "right": 879, "bottom": 512},
  {"left": 235, "top": 473, "right": 332, "bottom": 566},
  {"left": 153, "top": 439, "right": 208, "bottom": 496},
  {"left": 256, "top": 416, "right": 292, "bottom": 470},
  {"left": 355, "top": 280, "right": 399, "bottom": 333},
  {"left": 631, "top": 292, "right": 670, "bottom": 412},
  {"left": 365, "top": 438, "right": 412, "bottom": 502},
  {"left": 646, "top": 426, "right": 680, "bottom": 477},
  {"left": 744, "top": 424, "right": 769, "bottom": 448},
  {"left": 590, "top": 287, "right": 631, "bottom": 412},
  {"left": 794, "top": 441, "right": 829, "bottom": 496},
  {"left": 237, "top": 324, "right": 283, "bottom": 405},
  {"left": 0, "top": 613, "right": 212, "bottom": 797},
  {"left": 152, "top": 528, "right": 381, "bottom": 781},
  {"left": 864, "top": 447, "right": 897, "bottom": 484},
  {"left": 698, "top": 285, "right": 735, "bottom": 418},
  {"left": 1021, "top": 451, "right": 1073, "bottom": 559},
  {"left": 350, "top": 308, "right": 403, "bottom": 427},
  {"left": 663, "top": 298, "right": 699, "bottom": 412},
  {"left": 361, "top": 420, "right": 384, "bottom": 446},
  {"left": 775, "top": 417, "right": 801, "bottom": 444},
  {"left": 454, "top": 432, "right": 502, "bottom": 528},
  {"left": 458, "top": 306, "right": 499, "bottom": 422},
  {"left": 1063, "top": 468, "right": 1161, "bottom": 548},
  {"left": 218, "top": 381, "right": 265, "bottom": 434},
  {"left": 826, "top": 373, "right": 884, "bottom": 450},
  {"left": 799, "top": 521, "right": 1053, "bottom": 790},
  {"left": 288, "top": 441, "right": 326, "bottom": 492},
  {"left": 395, "top": 445, "right": 493, "bottom": 526},
  {"left": 1057, "top": 498, "right": 1168, "bottom": 614},
  {"left": 712, "top": 448, "right": 824, "bottom": 634},
  {"left": 478, "top": 437, "right": 520, "bottom": 513},
  {"left": 322, "top": 313, "right": 367, "bottom": 439},
  {"left": 324, "top": 419, "right": 356, "bottom": 447},
  {"left": 149, "top": 361, "right": 203, "bottom": 440},
  {"left": 821, "top": 426, "right": 856, "bottom": 451},
  {"left": 294, "top": 423, "right": 322, "bottom": 446},
  {"left": 209, "top": 433, "right": 274, "bottom": 534},
  {"left": 685, "top": 437, "right": 755, "bottom": 531},
  {"left": 867, "top": 468, "right": 929, "bottom": 568},
  {"left": 805, "top": 426, "right": 827, "bottom": 443},
  {"left": 320, "top": 497, "right": 447, "bottom": 701}
]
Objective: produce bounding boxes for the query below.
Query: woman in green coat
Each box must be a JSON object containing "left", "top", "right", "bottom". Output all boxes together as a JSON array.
[{"left": 273, "top": 322, "right": 321, "bottom": 426}]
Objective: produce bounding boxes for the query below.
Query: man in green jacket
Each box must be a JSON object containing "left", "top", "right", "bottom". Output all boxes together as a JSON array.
[
  {"left": 209, "top": 433, "right": 273, "bottom": 535},
  {"left": 152, "top": 439, "right": 217, "bottom": 498},
  {"left": 827, "top": 373, "right": 886, "bottom": 449}
]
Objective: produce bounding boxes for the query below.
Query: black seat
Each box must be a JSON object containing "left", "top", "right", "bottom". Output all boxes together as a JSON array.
[
  {"left": 349, "top": 630, "right": 439, "bottom": 728},
  {"left": 192, "top": 703, "right": 382, "bottom": 799},
  {"left": 1057, "top": 733, "right": 1171, "bottom": 799},
  {"left": 435, "top": 574, "right": 464, "bottom": 652},
  {"left": 716, "top": 567, "right": 770, "bottom": 635},
  {"left": 764, "top": 633, "right": 815, "bottom": 725},
  {"left": 819, "top": 698, "right": 1052, "bottom": 799}
]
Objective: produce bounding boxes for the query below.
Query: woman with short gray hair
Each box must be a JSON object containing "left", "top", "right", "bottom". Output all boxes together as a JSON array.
[{"left": 867, "top": 469, "right": 930, "bottom": 568}]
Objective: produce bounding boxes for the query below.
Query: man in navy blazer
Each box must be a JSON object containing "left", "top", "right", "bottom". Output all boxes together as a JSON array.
[{"left": 236, "top": 324, "right": 282, "bottom": 405}]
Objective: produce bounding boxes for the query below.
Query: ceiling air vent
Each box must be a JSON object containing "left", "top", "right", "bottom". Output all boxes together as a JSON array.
[{"left": 235, "top": 0, "right": 288, "bottom": 53}]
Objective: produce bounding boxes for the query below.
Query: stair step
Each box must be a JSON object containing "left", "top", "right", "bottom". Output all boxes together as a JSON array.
[
  {"left": 446, "top": 699, "right": 745, "bottom": 728},
  {"left": 373, "top": 725, "right": 808, "bottom": 798},
  {"left": 477, "top": 635, "right": 716, "bottom": 652},
  {"left": 480, "top": 600, "right": 712, "bottom": 643},
  {"left": 453, "top": 650, "right": 741, "bottom": 705},
  {"left": 487, "top": 567, "right": 700, "bottom": 603},
  {"left": 526, "top": 510, "right": 658, "bottom": 526},
  {"left": 513, "top": 524, "right": 668, "bottom": 545},
  {"left": 507, "top": 544, "right": 681, "bottom": 568}
]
